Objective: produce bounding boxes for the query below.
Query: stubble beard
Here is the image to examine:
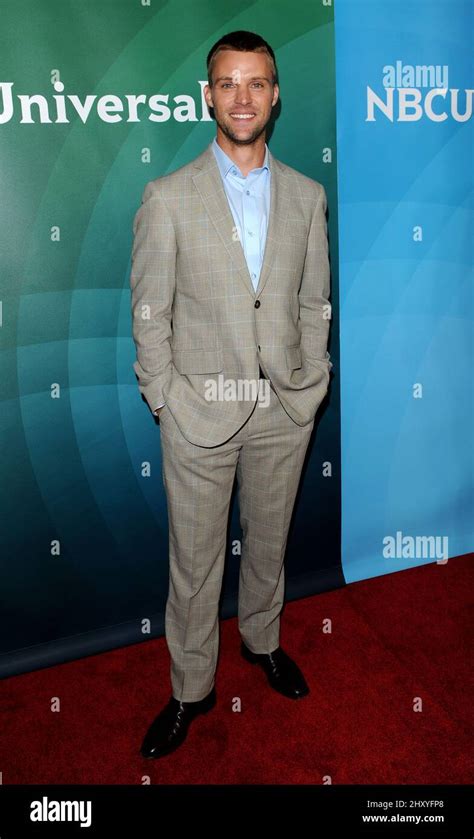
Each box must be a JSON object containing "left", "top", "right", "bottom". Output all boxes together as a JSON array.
[{"left": 215, "top": 111, "right": 269, "bottom": 146}]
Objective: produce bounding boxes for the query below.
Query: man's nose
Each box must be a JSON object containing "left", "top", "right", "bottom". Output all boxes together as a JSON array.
[{"left": 234, "top": 87, "right": 251, "bottom": 105}]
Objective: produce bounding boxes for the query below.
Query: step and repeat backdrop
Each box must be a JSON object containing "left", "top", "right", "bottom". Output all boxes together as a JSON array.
[
  {"left": 335, "top": 0, "right": 472, "bottom": 582},
  {"left": 1, "top": 0, "right": 341, "bottom": 677},
  {"left": 1, "top": 0, "right": 471, "bottom": 677}
]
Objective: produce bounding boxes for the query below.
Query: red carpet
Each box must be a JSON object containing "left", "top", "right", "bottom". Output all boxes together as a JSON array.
[{"left": 2, "top": 555, "right": 473, "bottom": 784}]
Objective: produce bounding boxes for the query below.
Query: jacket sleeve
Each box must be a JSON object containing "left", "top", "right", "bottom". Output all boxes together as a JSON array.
[
  {"left": 130, "top": 182, "right": 176, "bottom": 412},
  {"left": 298, "top": 183, "right": 333, "bottom": 375}
]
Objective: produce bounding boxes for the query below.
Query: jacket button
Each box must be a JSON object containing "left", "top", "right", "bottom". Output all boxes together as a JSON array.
[{"left": 254, "top": 300, "right": 261, "bottom": 308}]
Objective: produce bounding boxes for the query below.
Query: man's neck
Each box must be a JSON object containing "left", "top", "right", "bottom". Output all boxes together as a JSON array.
[{"left": 215, "top": 130, "right": 267, "bottom": 177}]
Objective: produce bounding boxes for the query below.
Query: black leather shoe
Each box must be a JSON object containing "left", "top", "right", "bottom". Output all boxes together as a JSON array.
[
  {"left": 139, "top": 687, "right": 216, "bottom": 759},
  {"left": 240, "top": 641, "right": 310, "bottom": 699}
]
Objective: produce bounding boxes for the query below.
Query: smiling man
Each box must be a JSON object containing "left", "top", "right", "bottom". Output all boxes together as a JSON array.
[{"left": 130, "top": 30, "right": 332, "bottom": 759}]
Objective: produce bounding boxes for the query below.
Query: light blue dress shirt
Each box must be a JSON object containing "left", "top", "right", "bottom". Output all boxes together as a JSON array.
[{"left": 211, "top": 136, "right": 271, "bottom": 293}]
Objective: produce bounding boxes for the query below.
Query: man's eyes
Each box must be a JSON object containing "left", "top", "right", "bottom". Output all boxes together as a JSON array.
[{"left": 221, "top": 82, "right": 264, "bottom": 89}]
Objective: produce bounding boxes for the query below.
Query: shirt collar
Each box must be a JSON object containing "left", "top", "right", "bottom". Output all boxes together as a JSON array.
[{"left": 212, "top": 136, "right": 269, "bottom": 179}]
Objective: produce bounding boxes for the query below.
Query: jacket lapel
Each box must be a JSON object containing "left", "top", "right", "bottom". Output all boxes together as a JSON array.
[{"left": 191, "top": 141, "right": 289, "bottom": 298}]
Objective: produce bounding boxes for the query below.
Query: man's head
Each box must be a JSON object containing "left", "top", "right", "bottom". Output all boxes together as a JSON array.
[{"left": 204, "top": 30, "right": 279, "bottom": 146}]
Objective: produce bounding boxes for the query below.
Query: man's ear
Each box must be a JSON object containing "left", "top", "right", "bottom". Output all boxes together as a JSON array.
[{"left": 203, "top": 83, "right": 213, "bottom": 109}]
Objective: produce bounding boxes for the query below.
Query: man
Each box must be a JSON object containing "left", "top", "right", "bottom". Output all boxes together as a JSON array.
[{"left": 130, "top": 30, "right": 332, "bottom": 759}]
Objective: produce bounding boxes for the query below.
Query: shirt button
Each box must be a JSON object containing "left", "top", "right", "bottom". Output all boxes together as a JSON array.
[{"left": 246, "top": 190, "right": 250, "bottom": 195}]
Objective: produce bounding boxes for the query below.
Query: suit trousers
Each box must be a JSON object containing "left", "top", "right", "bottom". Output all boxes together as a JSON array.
[{"left": 158, "top": 379, "right": 315, "bottom": 702}]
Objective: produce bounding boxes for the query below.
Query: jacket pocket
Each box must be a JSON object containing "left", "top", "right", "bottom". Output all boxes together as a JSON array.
[
  {"left": 285, "top": 345, "right": 303, "bottom": 370},
  {"left": 172, "top": 348, "right": 224, "bottom": 374}
]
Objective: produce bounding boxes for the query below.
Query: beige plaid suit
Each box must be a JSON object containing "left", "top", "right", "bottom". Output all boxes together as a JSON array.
[{"left": 130, "top": 140, "right": 332, "bottom": 701}]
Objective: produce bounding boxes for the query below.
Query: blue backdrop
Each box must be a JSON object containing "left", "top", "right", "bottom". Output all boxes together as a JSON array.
[{"left": 335, "top": 0, "right": 473, "bottom": 582}]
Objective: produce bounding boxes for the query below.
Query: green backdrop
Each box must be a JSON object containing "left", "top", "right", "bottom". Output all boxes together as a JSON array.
[{"left": 0, "top": 0, "right": 340, "bottom": 677}]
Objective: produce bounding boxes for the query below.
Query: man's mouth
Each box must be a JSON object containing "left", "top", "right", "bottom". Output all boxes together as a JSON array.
[{"left": 229, "top": 112, "right": 256, "bottom": 121}]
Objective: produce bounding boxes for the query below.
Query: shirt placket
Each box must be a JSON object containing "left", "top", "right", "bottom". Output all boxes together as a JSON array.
[{"left": 243, "top": 173, "right": 263, "bottom": 291}]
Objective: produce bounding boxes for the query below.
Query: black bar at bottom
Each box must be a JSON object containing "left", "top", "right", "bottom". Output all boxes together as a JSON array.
[{"left": 0, "top": 784, "right": 471, "bottom": 837}]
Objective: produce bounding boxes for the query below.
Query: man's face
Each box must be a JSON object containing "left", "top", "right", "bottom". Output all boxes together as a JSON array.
[{"left": 204, "top": 49, "right": 279, "bottom": 145}]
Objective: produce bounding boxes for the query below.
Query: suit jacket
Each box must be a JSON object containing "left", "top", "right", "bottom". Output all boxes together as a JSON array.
[{"left": 130, "top": 140, "right": 332, "bottom": 447}]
